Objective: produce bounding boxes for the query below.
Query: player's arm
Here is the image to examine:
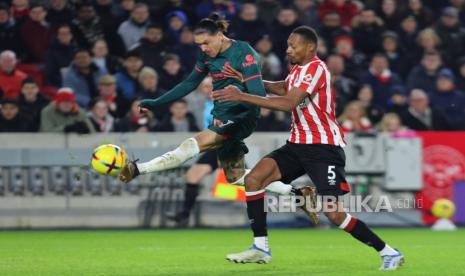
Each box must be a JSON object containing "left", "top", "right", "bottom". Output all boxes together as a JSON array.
[
  {"left": 213, "top": 85, "right": 307, "bottom": 112},
  {"left": 263, "top": 80, "right": 286, "bottom": 96},
  {"left": 223, "top": 64, "right": 286, "bottom": 96}
]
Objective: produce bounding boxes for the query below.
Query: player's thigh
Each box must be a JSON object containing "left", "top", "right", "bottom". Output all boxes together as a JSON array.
[
  {"left": 193, "top": 129, "right": 224, "bottom": 152},
  {"left": 185, "top": 164, "right": 213, "bottom": 184},
  {"left": 264, "top": 142, "right": 306, "bottom": 184},
  {"left": 245, "top": 157, "right": 282, "bottom": 191},
  {"left": 301, "top": 145, "right": 350, "bottom": 197}
]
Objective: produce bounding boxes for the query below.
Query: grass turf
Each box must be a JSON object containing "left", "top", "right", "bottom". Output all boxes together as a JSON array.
[{"left": 0, "top": 228, "right": 463, "bottom": 275}]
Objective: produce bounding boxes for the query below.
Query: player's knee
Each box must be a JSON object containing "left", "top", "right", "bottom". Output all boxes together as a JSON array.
[
  {"left": 324, "top": 211, "right": 346, "bottom": 225},
  {"left": 244, "top": 174, "right": 262, "bottom": 191}
]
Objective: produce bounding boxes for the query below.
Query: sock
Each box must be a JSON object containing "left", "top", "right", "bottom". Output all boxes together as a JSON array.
[
  {"left": 181, "top": 183, "right": 199, "bottom": 217},
  {"left": 254, "top": 236, "right": 269, "bottom": 252},
  {"left": 379, "top": 244, "right": 398, "bottom": 256},
  {"left": 246, "top": 190, "right": 268, "bottom": 249},
  {"left": 137, "top": 138, "right": 200, "bottom": 174},
  {"left": 231, "top": 169, "right": 293, "bottom": 195},
  {"left": 339, "top": 214, "right": 386, "bottom": 251}
]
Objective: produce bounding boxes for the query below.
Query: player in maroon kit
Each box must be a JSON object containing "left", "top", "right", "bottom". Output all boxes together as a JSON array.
[{"left": 214, "top": 26, "right": 404, "bottom": 270}]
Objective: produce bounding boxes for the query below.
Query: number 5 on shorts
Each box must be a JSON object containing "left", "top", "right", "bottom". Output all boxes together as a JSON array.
[{"left": 328, "top": 165, "right": 336, "bottom": 185}]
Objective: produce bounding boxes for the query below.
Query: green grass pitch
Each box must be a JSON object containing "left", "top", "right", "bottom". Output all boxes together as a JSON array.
[{"left": 0, "top": 228, "right": 463, "bottom": 275}]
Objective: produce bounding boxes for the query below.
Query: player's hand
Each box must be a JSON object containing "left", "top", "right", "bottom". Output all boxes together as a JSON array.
[
  {"left": 213, "top": 85, "right": 243, "bottom": 102},
  {"left": 213, "top": 119, "right": 222, "bottom": 127},
  {"left": 139, "top": 107, "right": 150, "bottom": 114},
  {"left": 223, "top": 64, "right": 244, "bottom": 82}
]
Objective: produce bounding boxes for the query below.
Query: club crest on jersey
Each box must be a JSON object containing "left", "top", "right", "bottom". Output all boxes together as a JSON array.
[
  {"left": 242, "top": 54, "right": 257, "bottom": 67},
  {"left": 302, "top": 74, "right": 313, "bottom": 85}
]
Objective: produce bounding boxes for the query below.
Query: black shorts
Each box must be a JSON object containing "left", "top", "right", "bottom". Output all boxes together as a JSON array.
[
  {"left": 265, "top": 142, "right": 350, "bottom": 197},
  {"left": 196, "top": 150, "right": 219, "bottom": 171}
]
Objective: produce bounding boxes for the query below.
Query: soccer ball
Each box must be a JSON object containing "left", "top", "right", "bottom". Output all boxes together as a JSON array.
[
  {"left": 91, "top": 144, "right": 127, "bottom": 176},
  {"left": 431, "top": 199, "right": 456, "bottom": 219}
]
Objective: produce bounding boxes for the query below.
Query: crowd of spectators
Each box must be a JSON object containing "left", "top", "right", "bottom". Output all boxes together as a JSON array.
[{"left": 1, "top": 0, "right": 465, "bottom": 134}]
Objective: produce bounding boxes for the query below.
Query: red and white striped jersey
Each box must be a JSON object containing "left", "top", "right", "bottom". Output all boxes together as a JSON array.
[{"left": 285, "top": 56, "right": 346, "bottom": 146}]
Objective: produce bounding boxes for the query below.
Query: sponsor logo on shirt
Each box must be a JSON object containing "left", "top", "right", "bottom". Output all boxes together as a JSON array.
[{"left": 242, "top": 54, "right": 257, "bottom": 67}]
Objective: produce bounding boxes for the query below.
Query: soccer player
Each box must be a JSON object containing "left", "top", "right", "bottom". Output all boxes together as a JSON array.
[
  {"left": 213, "top": 26, "right": 404, "bottom": 270},
  {"left": 118, "top": 14, "right": 318, "bottom": 223}
]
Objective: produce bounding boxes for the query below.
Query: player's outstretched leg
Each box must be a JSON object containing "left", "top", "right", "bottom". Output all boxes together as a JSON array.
[
  {"left": 119, "top": 130, "right": 221, "bottom": 183},
  {"left": 323, "top": 201, "right": 405, "bottom": 271}
]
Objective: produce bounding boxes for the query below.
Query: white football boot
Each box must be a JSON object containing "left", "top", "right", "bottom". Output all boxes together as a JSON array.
[
  {"left": 225, "top": 244, "right": 272, "bottom": 264},
  {"left": 379, "top": 249, "right": 405, "bottom": 271}
]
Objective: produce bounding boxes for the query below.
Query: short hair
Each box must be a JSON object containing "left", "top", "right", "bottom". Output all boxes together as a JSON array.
[
  {"left": 133, "top": 3, "right": 148, "bottom": 11},
  {"left": 194, "top": 13, "right": 229, "bottom": 35},
  {"left": 147, "top": 23, "right": 162, "bottom": 31},
  {"left": 73, "top": 48, "right": 91, "bottom": 57},
  {"left": 371, "top": 53, "right": 388, "bottom": 61},
  {"left": 138, "top": 67, "right": 158, "bottom": 82},
  {"left": 0, "top": 3, "right": 10, "bottom": 12},
  {"left": 163, "top": 53, "right": 180, "bottom": 64},
  {"left": 22, "top": 77, "right": 37, "bottom": 86},
  {"left": 30, "top": 3, "right": 46, "bottom": 10},
  {"left": 291, "top": 26, "right": 318, "bottom": 44},
  {"left": 173, "top": 99, "right": 187, "bottom": 105}
]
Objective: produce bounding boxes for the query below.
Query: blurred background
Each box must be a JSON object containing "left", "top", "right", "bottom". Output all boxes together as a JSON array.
[{"left": 0, "top": 0, "right": 465, "bottom": 230}]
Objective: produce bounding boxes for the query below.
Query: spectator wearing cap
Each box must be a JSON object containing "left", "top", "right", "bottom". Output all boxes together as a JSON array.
[
  {"left": 18, "top": 78, "right": 49, "bottom": 131},
  {"left": 430, "top": 68, "right": 465, "bottom": 129},
  {"left": 173, "top": 26, "right": 197, "bottom": 72},
  {"left": 131, "top": 23, "right": 168, "bottom": 71},
  {"left": 40, "top": 87, "right": 95, "bottom": 133},
  {"left": 154, "top": 99, "right": 199, "bottom": 132},
  {"left": 115, "top": 50, "right": 143, "bottom": 101},
  {"left": 87, "top": 97, "right": 115, "bottom": 132},
  {"left": 401, "top": 88, "right": 450, "bottom": 131},
  {"left": 254, "top": 35, "right": 282, "bottom": 80},
  {"left": 118, "top": 3, "right": 150, "bottom": 51},
  {"left": 405, "top": 0, "right": 434, "bottom": 29},
  {"left": 0, "top": 50, "right": 27, "bottom": 99},
  {"left": 159, "top": 53, "right": 184, "bottom": 91},
  {"left": 333, "top": 35, "right": 366, "bottom": 81},
  {"left": 63, "top": 49, "right": 106, "bottom": 107},
  {"left": 229, "top": 3, "right": 268, "bottom": 48},
  {"left": 317, "top": 0, "right": 359, "bottom": 29},
  {"left": 0, "top": 3, "right": 23, "bottom": 55},
  {"left": 97, "top": 75, "right": 129, "bottom": 119},
  {"left": 292, "top": 0, "right": 320, "bottom": 28},
  {"left": 0, "top": 98, "right": 33, "bottom": 132},
  {"left": 435, "top": 7, "right": 465, "bottom": 63},
  {"left": 317, "top": 11, "right": 349, "bottom": 50},
  {"left": 381, "top": 31, "right": 407, "bottom": 77},
  {"left": 406, "top": 51, "right": 443, "bottom": 93},
  {"left": 360, "top": 53, "right": 402, "bottom": 110},
  {"left": 352, "top": 8, "right": 384, "bottom": 57},
  {"left": 19, "top": 4, "right": 55, "bottom": 63},
  {"left": 91, "top": 39, "right": 122, "bottom": 75},
  {"left": 164, "top": 10, "right": 189, "bottom": 47},
  {"left": 45, "top": 24, "right": 77, "bottom": 87},
  {"left": 138, "top": 67, "right": 167, "bottom": 121}
]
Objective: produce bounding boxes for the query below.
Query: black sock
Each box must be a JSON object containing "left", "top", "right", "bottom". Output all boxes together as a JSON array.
[
  {"left": 342, "top": 215, "right": 386, "bottom": 251},
  {"left": 246, "top": 191, "right": 267, "bottom": 237},
  {"left": 182, "top": 183, "right": 199, "bottom": 217},
  {"left": 291, "top": 187, "right": 303, "bottom": 196}
]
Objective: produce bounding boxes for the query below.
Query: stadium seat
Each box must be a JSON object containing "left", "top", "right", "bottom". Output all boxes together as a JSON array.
[
  {"left": 9, "top": 167, "right": 25, "bottom": 196},
  {"left": 88, "top": 173, "right": 104, "bottom": 196},
  {"left": 107, "top": 176, "right": 122, "bottom": 195},
  {"left": 49, "top": 167, "right": 67, "bottom": 195},
  {"left": 69, "top": 167, "right": 84, "bottom": 196},
  {"left": 126, "top": 178, "right": 141, "bottom": 195},
  {"left": 28, "top": 167, "right": 45, "bottom": 196}
]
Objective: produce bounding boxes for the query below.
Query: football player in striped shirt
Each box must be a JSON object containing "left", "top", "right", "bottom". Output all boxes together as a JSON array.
[{"left": 214, "top": 26, "right": 404, "bottom": 270}]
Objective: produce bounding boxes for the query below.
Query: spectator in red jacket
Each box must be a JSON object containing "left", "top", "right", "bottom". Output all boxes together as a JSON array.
[
  {"left": 318, "top": 0, "right": 359, "bottom": 29},
  {"left": 19, "top": 4, "right": 55, "bottom": 63},
  {"left": 0, "top": 50, "right": 27, "bottom": 99}
]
